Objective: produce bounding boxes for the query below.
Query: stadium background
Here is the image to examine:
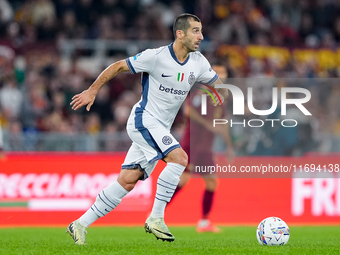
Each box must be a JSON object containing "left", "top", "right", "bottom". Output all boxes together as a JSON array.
[{"left": 1, "top": 0, "right": 340, "bottom": 226}]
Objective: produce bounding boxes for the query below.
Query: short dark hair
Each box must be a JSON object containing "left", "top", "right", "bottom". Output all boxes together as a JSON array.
[{"left": 173, "top": 13, "right": 201, "bottom": 38}]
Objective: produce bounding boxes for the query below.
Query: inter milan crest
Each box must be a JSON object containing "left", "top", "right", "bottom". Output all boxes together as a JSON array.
[
  {"left": 188, "top": 72, "right": 195, "bottom": 85},
  {"left": 162, "top": 136, "right": 173, "bottom": 145}
]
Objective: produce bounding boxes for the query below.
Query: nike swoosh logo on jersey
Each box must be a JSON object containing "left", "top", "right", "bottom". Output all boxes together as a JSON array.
[
  {"left": 166, "top": 191, "right": 173, "bottom": 193},
  {"left": 162, "top": 74, "right": 172, "bottom": 77}
]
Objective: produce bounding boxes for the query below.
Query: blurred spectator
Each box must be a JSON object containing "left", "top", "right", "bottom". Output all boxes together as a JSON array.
[
  {"left": 113, "top": 104, "right": 131, "bottom": 131},
  {"left": 95, "top": 15, "right": 114, "bottom": 39},
  {"left": 0, "top": 22, "right": 24, "bottom": 53},
  {"left": 107, "top": 10, "right": 127, "bottom": 40},
  {"left": 54, "top": 0, "right": 76, "bottom": 20},
  {"left": 332, "top": 16, "right": 340, "bottom": 43},
  {"left": 0, "top": 1, "right": 15, "bottom": 48},
  {"left": 245, "top": 0, "right": 271, "bottom": 41},
  {"left": 120, "top": 0, "right": 140, "bottom": 28},
  {"left": 96, "top": 0, "right": 119, "bottom": 16},
  {"left": 59, "top": 10, "right": 84, "bottom": 39},
  {"left": 5, "top": 119, "right": 24, "bottom": 151},
  {"left": 214, "top": 14, "right": 249, "bottom": 45},
  {"left": 76, "top": 0, "right": 95, "bottom": 29},
  {"left": 320, "top": 32, "right": 336, "bottom": 49},
  {"left": 299, "top": 13, "right": 314, "bottom": 42},
  {"left": 102, "top": 121, "right": 118, "bottom": 151},
  {"left": 274, "top": 13, "right": 299, "bottom": 46},
  {"left": 20, "top": 78, "right": 48, "bottom": 131},
  {"left": 312, "top": 0, "right": 336, "bottom": 30},
  {"left": 90, "top": 85, "right": 113, "bottom": 125},
  {"left": 146, "top": 5, "right": 172, "bottom": 40},
  {"left": 42, "top": 110, "right": 63, "bottom": 132},
  {"left": 42, "top": 91, "right": 69, "bottom": 130},
  {"left": 85, "top": 113, "right": 101, "bottom": 135},
  {"left": 130, "top": 13, "right": 149, "bottom": 40},
  {"left": 68, "top": 113, "right": 83, "bottom": 132},
  {"left": 0, "top": 0, "right": 14, "bottom": 23},
  {"left": 31, "top": 0, "right": 56, "bottom": 25},
  {"left": 194, "top": 0, "right": 212, "bottom": 26},
  {"left": 118, "top": 90, "right": 139, "bottom": 109},
  {"left": 161, "top": 0, "right": 185, "bottom": 28},
  {"left": 37, "top": 16, "right": 57, "bottom": 40},
  {"left": 0, "top": 76, "right": 23, "bottom": 120}
]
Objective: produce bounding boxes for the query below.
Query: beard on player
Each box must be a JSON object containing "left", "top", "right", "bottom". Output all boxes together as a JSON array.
[{"left": 183, "top": 37, "right": 201, "bottom": 52}]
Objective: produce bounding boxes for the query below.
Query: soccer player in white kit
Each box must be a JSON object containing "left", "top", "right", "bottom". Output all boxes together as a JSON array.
[{"left": 67, "top": 13, "right": 226, "bottom": 244}]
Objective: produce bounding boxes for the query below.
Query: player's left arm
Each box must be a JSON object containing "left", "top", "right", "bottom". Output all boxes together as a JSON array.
[
  {"left": 211, "top": 78, "right": 228, "bottom": 105},
  {"left": 196, "top": 56, "right": 228, "bottom": 105}
]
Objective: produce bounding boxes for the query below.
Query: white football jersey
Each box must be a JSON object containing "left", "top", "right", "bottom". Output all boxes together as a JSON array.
[{"left": 126, "top": 43, "right": 218, "bottom": 130}]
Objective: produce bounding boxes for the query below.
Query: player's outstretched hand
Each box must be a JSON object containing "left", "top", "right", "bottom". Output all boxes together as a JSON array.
[
  {"left": 70, "top": 89, "right": 96, "bottom": 111},
  {"left": 212, "top": 92, "right": 227, "bottom": 106}
]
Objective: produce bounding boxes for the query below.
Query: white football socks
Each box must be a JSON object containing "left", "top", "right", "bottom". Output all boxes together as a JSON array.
[
  {"left": 79, "top": 180, "right": 129, "bottom": 228},
  {"left": 150, "top": 162, "right": 185, "bottom": 218}
]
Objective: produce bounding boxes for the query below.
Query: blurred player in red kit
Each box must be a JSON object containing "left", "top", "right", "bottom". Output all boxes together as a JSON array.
[
  {"left": 0, "top": 119, "right": 5, "bottom": 160},
  {"left": 170, "top": 63, "right": 234, "bottom": 232}
]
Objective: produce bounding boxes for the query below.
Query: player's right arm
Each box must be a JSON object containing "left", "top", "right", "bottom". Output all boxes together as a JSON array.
[
  {"left": 71, "top": 48, "right": 156, "bottom": 111},
  {"left": 70, "top": 60, "right": 129, "bottom": 111}
]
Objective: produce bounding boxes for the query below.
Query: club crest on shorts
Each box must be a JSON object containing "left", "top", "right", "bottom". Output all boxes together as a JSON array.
[
  {"left": 188, "top": 72, "right": 195, "bottom": 85},
  {"left": 162, "top": 136, "right": 173, "bottom": 145}
]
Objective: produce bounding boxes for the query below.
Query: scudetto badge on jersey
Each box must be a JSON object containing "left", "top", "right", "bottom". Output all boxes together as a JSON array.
[{"left": 177, "top": 73, "right": 184, "bottom": 82}]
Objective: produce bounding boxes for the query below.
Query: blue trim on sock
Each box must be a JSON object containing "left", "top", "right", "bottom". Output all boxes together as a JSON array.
[
  {"left": 159, "top": 177, "right": 177, "bottom": 186},
  {"left": 102, "top": 190, "right": 117, "bottom": 207},
  {"left": 157, "top": 182, "right": 176, "bottom": 190},
  {"left": 155, "top": 196, "right": 168, "bottom": 203},
  {"left": 99, "top": 194, "right": 114, "bottom": 210},
  {"left": 156, "top": 192, "right": 172, "bottom": 199},
  {"left": 93, "top": 204, "right": 105, "bottom": 217}
]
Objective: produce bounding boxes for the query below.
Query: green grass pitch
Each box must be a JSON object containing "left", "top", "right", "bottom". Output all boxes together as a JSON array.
[{"left": 1, "top": 226, "right": 340, "bottom": 254}]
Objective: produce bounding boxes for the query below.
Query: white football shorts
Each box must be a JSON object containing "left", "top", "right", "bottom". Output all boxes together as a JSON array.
[{"left": 122, "top": 111, "right": 180, "bottom": 180}]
